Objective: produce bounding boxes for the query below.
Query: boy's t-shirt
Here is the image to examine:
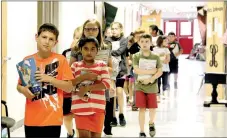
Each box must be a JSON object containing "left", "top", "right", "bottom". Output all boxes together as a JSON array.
[
  {"left": 18, "top": 52, "right": 74, "bottom": 126},
  {"left": 133, "top": 52, "right": 162, "bottom": 94}
]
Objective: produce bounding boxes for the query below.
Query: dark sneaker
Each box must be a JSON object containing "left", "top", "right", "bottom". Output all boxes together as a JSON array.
[
  {"left": 119, "top": 114, "right": 126, "bottom": 126},
  {"left": 139, "top": 132, "right": 146, "bottom": 137},
  {"left": 67, "top": 129, "right": 75, "bottom": 138},
  {"left": 174, "top": 82, "right": 178, "bottom": 89},
  {"left": 103, "top": 129, "right": 113, "bottom": 136},
  {"left": 110, "top": 117, "right": 118, "bottom": 127},
  {"left": 132, "top": 104, "right": 138, "bottom": 111},
  {"left": 149, "top": 123, "right": 156, "bottom": 137}
]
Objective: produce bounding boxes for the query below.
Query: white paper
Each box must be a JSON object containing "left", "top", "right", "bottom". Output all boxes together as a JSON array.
[
  {"left": 218, "top": 23, "right": 223, "bottom": 38},
  {"left": 207, "top": 23, "right": 212, "bottom": 38},
  {"left": 95, "top": 50, "right": 110, "bottom": 64},
  {"left": 111, "top": 41, "right": 120, "bottom": 50},
  {"left": 137, "top": 59, "right": 156, "bottom": 80}
]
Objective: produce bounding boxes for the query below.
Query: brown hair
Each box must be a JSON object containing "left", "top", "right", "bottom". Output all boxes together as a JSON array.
[
  {"left": 72, "top": 19, "right": 110, "bottom": 52},
  {"left": 38, "top": 23, "right": 59, "bottom": 40},
  {"left": 139, "top": 34, "right": 152, "bottom": 41},
  {"left": 134, "top": 28, "right": 145, "bottom": 35},
  {"left": 156, "top": 36, "right": 167, "bottom": 47}
]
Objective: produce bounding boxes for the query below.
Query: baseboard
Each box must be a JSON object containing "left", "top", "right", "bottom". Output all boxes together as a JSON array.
[{"left": 10, "top": 118, "right": 24, "bottom": 132}]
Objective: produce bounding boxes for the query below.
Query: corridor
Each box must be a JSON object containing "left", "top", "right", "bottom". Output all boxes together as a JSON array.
[{"left": 11, "top": 55, "right": 227, "bottom": 137}]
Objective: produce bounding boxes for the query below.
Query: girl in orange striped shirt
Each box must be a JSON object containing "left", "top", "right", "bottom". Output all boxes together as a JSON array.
[{"left": 71, "top": 37, "right": 111, "bottom": 138}]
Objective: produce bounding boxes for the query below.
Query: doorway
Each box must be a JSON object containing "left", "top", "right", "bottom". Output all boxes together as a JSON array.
[{"left": 164, "top": 19, "right": 194, "bottom": 54}]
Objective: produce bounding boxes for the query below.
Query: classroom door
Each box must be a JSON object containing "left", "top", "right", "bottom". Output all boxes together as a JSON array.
[{"left": 164, "top": 19, "right": 194, "bottom": 54}]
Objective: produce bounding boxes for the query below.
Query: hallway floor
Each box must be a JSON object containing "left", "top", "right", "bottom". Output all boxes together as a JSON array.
[{"left": 11, "top": 55, "right": 227, "bottom": 137}]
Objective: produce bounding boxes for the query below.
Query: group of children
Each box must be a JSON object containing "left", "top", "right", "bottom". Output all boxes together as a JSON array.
[{"left": 16, "top": 19, "right": 182, "bottom": 138}]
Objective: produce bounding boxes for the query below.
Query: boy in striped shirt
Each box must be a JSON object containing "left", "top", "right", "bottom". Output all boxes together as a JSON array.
[{"left": 70, "top": 37, "right": 111, "bottom": 138}]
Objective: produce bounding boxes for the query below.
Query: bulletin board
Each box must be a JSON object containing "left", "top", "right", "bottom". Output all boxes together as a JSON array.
[
  {"left": 205, "top": 2, "right": 226, "bottom": 99},
  {"left": 141, "top": 11, "right": 161, "bottom": 33}
]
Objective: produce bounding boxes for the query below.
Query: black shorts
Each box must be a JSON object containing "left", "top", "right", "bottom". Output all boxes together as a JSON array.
[
  {"left": 25, "top": 125, "right": 61, "bottom": 137},
  {"left": 116, "top": 77, "right": 125, "bottom": 88},
  {"left": 169, "top": 60, "right": 179, "bottom": 74},
  {"left": 63, "top": 97, "right": 72, "bottom": 115}
]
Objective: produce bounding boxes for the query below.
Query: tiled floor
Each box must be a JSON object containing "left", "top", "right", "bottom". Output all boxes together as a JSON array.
[{"left": 11, "top": 55, "right": 227, "bottom": 137}]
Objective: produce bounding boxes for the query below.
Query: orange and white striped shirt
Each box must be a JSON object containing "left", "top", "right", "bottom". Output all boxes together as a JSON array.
[{"left": 71, "top": 60, "right": 111, "bottom": 115}]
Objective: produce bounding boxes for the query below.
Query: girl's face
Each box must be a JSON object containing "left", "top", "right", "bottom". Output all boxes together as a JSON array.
[
  {"left": 162, "top": 38, "right": 169, "bottom": 47},
  {"left": 149, "top": 28, "right": 157, "bottom": 37},
  {"left": 111, "top": 24, "right": 122, "bottom": 38},
  {"left": 84, "top": 22, "right": 99, "bottom": 38},
  {"left": 81, "top": 42, "right": 98, "bottom": 62},
  {"left": 74, "top": 32, "right": 81, "bottom": 41}
]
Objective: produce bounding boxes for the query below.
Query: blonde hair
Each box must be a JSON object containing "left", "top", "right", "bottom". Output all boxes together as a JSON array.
[
  {"left": 73, "top": 26, "right": 82, "bottom": 39},
  {"left": 110, "top": 22, "right": 124, "bottom": 37},
  {"left": 134, "top": 28, "right": 145, "bottom": 35}
]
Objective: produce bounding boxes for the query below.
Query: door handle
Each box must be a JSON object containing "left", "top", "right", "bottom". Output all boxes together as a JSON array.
[{"left": 188, "top": 37, "right": 193, "bottom": 39}]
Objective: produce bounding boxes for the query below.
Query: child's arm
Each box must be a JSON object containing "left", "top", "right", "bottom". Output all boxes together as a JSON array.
[
  {"left": 108, "top": 57, "right": 113, "bottom": 75},
  {"left": 35, "top": 71, "right": 73, "bottom": 92},
  {"left": 132, "top": 54, "right": 157, "bottom": 75},
  {"left": 17, "top": 84, "right": 35, "bottom": 99},
  {"left": 77, "top": 64, "right": 111, "bottom": 97},
  {"left": 175, "top": 43, "right": 183, "bottom": 57}
]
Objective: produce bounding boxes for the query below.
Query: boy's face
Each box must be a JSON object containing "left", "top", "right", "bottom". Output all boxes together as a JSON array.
[
  {"left": 81, "top": 42, "right": 98, "bottom": 61},
  {"left": 168, "top": 35, "right": 176, "bottom": 43},
  {"left": 138, "top": 38, "right": 151, "bottom": 51},
  {"left": 111, "top": 24, "right": 122, "bottom": 38},
  {"left": 36, "top": 31, "right": 57, "bottom": 53}
]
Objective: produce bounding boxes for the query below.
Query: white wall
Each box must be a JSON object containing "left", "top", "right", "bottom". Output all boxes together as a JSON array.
[
  {"left": 193, "top": 19, "right": 202, "bottom": 44},
  {"left": 58, "top": 2, "right": 94, "bottom": 54},
  {"left": 7, "top": 2, "right": 37, "bottom": 122}
]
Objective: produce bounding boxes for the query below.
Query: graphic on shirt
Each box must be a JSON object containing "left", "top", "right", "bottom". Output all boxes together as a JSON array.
[{"left": 32, "top": 58, "right": 60, "bottom": 111}]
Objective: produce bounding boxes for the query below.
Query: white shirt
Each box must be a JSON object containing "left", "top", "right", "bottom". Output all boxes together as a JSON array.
[
  {"left": 151, "top": 36, "right": 159, "bottom": 46},
  {"left": 152, "top": 47, "right": 170, "bottom": 72}
]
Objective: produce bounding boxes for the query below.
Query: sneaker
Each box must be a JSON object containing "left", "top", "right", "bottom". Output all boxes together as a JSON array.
[
  {"left": 149, "top": 123, "right": 156, "bottom": 137},
  {"left": 103, "top": 128, "right": 112, "bottom": 135},
  {"left": 139, "top": 132, "right": 146, "bottom": 137},
  {"left": 119, "top": 114, "right": 126, "bottom": 126},
  {"left": 103, "top": 134, "right": 113, "bottom": 137},
  {"left": 110, "top": 117, "right": 118, "bottom": 127},
  {"left": 67, "top": 129, "right": 75, "bottom": 138},
  {"left": 132, "top": 104, "right": 138, "bottom": 111}
]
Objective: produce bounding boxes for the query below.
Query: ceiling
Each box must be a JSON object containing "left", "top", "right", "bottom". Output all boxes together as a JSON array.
[{"left": 139, "top": 2, "right": 207, "bottom": 12}]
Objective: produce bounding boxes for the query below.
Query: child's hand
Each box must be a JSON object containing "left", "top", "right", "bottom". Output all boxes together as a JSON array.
[
  {"left": 35, "top": 71, "right": 54, "bottom": 83},
  {"left": 141, "top": 78, "right": 151, "bottom": 85},
  {"left": 20, "top": 86, "right": 35, "bottom": 100},
  {"left": 159, "top": 53, "right": 165, "bottom": 56},
  {"left": 77, "top": 86, "right": 89, "bottom": 98},
  {"left": 81, "top": 71, "right": 98, "bottom": 81}
]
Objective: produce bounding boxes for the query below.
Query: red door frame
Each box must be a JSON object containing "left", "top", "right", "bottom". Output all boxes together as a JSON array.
[{"left": 164, "top": 19, "right": 194, "bottom": 54}]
